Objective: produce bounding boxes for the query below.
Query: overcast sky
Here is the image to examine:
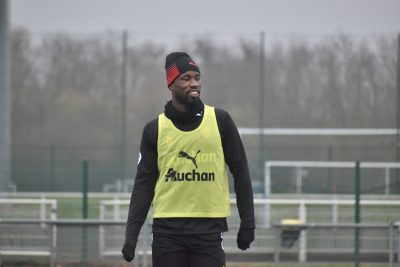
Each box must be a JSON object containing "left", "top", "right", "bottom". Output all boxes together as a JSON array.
[{"left": 10, "top": 0, "right": 400, "bottom": 38}]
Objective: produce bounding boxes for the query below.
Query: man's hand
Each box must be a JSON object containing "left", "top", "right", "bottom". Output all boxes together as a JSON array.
[
  {"left": 122, "top": 241, "right": 136, "bottom": 262},
  {"left": 237, "top": 227, "right": 255, "bottom": 250}
]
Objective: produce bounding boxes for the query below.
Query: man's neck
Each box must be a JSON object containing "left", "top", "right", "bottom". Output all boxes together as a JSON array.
[
  {"left": 171, "top": 99, "right": 188, "bottom": 113},
  {"left": 164, "top": 99, "right": 204, "bottom": 124}
]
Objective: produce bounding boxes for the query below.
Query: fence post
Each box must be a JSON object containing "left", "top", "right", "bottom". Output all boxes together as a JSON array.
[
  {"left": 397, "top": 222, "right": 400, "bottom": 267},
  {"left": 354, "top": 161, "right": 361, "bottom": 267},
  {"left": 265, "top": 161, "right": 271, "bottom": 226},
  {"left": 389, "top": 222, "right": 394, "bottom": 267},
  {"left": 259, "top": 31, "right": 266, "bottom": 184},
  {"left": 385, "top": 168, "right": 390, "bottom": 195},
  {"left": 82, "top": 160, "right": 89, "bottom": 219},
  {"left": 0, "top": 0, "right": 12, "bottom": 193},
  {"left": 50, "top": 144, "right": 55, "bottom": 192},
  {"left": 99, "top": 203, "right": 105, "bottom": 259},
  {"left": 296, "top": 167, "right": 302, "bottom": 194},
  {"left": 332, "top": 197, "right": 338, "bottom": 224},
  {"left": 40, "top": 194, "right": 46, "bottom": 229},
  {"left": 82, "top": 160, "right": 89, "bottom": 264},
  {"left": 51, "top": 200, "right": 57, "bottom": 265},
  {"left": 49, "top": 221, "right": 55, "bottom": 267},
  {"left": 273, "top": 226, "right": 281, "bottom": 266},
  {"left": 299, "top": 202, "right": 307, "bottom": 262},
  {"left": 113, "top": 197, "right": 120, "bottom": 220},
  {"left": 396, "top": 32, "right": 400, "bottom": 194}
]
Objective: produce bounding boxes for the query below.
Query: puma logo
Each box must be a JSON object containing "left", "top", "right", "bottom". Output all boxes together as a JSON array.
[
  {"left": 179, "top": 150, "right": 201, "bottom": 168},
  {"left": 188, "top": 61, "right": 198, "bottom": 67}
]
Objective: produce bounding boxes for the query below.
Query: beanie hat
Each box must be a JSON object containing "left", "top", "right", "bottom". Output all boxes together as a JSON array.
[{"left": 165, "top": 52, "right": 200, "bottom": 87}]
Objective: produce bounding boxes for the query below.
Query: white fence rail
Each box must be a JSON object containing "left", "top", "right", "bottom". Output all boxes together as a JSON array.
[
  {"left": 1, "top": 219, "right": 398, "bottom": 266},
  {"left": 0, "top": 198, "right": 57, "bottom": 257},
  {"left": 99, "top": 198, "right": 400, "bottom": 259}
]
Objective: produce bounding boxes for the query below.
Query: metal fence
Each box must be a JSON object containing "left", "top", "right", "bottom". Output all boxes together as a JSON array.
[
  {"left": 1, "top": 191, "right": 400, "bottom": 266},
  {"left": 0, "top": 219, "right": 399, "bottom": 267},
  {"left": 10, "top": 140, "right": 398, "bottom": 194},
  {"left": 272, "top": 222, "right": 400, "bottom": 267}
]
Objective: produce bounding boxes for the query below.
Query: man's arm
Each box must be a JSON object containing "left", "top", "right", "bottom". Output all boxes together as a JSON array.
[
  {"left": 122, "top": 119, "right": 159, "bottom": 262},
  {"left": 215, "top": 109, "right": 255, "bottom": 250}
]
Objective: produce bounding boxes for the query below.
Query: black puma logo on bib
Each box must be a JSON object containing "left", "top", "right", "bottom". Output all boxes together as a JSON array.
[{"left": 179, "top": 150, "right": 201, "bottom": 168}]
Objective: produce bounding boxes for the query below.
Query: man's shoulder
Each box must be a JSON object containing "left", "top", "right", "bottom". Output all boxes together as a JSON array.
[
  {"left": 145, "top": 117, "right": 158, "bottom": 127},
  {"left": 143, "top": 117, "right": 159, "bottom": 135},
  {"left": 208, "top": 106, "right": 230, "bottom": 120},
  {"left": 206, "top": 106, "right": 234, "bottom": 136}
]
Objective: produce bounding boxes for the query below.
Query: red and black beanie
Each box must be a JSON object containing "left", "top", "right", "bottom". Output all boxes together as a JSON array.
[{"left": 165, "top": 52, "right": 200, "bottom": 87}]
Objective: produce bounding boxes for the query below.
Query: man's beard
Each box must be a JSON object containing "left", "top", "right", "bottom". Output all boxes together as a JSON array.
[{"left": 175, "top": 91, "right": 200, "bottom": 109}]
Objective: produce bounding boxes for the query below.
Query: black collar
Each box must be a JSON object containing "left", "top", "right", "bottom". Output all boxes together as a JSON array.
[{"left": 164, "top": 99, "right": 204, "bottom": 125}]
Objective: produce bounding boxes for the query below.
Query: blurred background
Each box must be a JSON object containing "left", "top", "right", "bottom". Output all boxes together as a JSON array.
[
  {"left": 7, "top": 29, "right": 400, "bottom": 193},
  {"left": 1, "top": 0, "right": 400, "bottom": 266},
  {"left": 4, "top": 0, "right": 400, "bottom": 193}
]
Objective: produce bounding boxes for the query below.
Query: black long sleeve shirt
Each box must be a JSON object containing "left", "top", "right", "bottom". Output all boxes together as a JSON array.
[{"left": 125, "top": 100, "right": 255, "bottom": 244}]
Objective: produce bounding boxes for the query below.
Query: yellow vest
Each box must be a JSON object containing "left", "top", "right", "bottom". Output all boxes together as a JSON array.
[{"left": 153, "top": 105, "right": 231, "bottom": 218}]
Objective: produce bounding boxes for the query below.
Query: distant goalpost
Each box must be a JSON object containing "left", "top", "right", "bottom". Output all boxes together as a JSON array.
[
  {"left": 264, "top": 161, "right": 400, "bottom": 198},
  {"left": 239, "top": 127, "right": 400, "bottom": 225},
  {"left": 238, "top": 127, "right": 399, "bottom": 194},
  {"left": 238, "top": 128, "right": 399, "bottom": 136}
]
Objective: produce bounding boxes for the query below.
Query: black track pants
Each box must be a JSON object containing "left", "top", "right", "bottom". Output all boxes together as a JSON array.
[{"left": 152, "top": 232, "right": 225, "bottom": 267}]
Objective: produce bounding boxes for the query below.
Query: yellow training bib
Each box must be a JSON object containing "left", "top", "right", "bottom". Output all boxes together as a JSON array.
[{"left": 153, "top": 105, "right": 231, "bottom": 218}]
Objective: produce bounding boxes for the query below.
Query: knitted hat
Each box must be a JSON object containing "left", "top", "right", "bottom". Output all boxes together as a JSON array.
[{"left": 165, "top": 52, "right": 200, "bottom": 87}]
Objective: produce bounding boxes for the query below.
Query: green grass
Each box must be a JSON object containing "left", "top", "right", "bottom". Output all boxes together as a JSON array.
[
  {"left": 8, "top": 194, "right": 400, "bottom": 224},
  {"left": 56, "top": 197, "right": 105, "bottom": 219}
]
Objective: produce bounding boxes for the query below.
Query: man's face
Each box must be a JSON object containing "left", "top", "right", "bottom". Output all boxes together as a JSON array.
[{"left": 170, "top": 70, "right": 201, "bottom": 108}]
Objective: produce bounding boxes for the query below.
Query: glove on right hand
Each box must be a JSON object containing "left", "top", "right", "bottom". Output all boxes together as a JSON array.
[{"left": 122, "top": 241, "right": 136, "bottom": 262}]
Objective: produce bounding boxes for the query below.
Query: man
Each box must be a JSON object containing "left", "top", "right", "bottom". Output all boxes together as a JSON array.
[{"left": 122, "top": 52, "right": 255, "bottom": 267}]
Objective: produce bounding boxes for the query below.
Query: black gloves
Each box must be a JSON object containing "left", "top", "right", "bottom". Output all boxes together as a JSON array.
[
  {"left": 237, "top": 227, "right": 255, "bottom": 250},
  {"left": 122, "top": 241, "right": 136, "bottom": 262}
]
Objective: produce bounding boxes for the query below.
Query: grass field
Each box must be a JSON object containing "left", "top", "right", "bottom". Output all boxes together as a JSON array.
[{"left": 7, "top": 193, "right": 400, "bottom": 223}]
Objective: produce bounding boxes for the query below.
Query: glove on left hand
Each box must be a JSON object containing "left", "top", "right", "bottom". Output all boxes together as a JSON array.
[{"left": 237, "top": 227, "right": 255, "bottom": 250}]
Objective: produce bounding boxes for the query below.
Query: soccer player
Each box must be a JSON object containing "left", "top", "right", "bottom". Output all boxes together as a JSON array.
[{"left": 122, "top": 52, "right": 255, "bottom": 267}]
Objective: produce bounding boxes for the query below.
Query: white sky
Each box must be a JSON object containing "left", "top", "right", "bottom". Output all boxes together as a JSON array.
[{"left": 10, "top": 0, "right": 400, "bottom": 38}]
